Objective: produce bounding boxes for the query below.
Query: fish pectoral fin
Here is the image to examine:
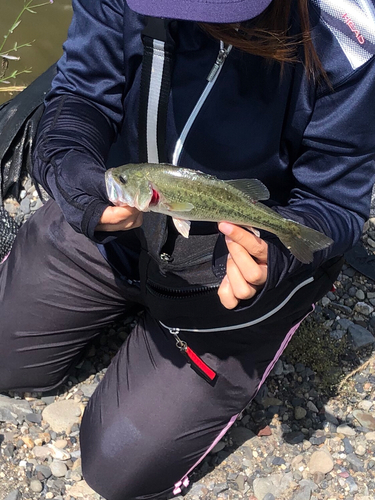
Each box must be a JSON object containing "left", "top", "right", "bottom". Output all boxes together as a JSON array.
[
  {"left": 226, "top": 179, "right": 270, "bottom": 201},
  {"left": 172, "top": 218, "right": 191, "bottom": 238},
  {"left": 163, "top": 202, "right": 195, "bottom": 212}
]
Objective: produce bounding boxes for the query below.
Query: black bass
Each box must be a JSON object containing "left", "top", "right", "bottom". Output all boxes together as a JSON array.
[{"left": 105, "top": 163, "right": 333, "bottom": 264}]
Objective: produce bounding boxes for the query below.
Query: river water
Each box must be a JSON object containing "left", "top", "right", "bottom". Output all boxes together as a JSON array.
[{"left": 0, "top": 0, "right": 72, "bottom": 104}]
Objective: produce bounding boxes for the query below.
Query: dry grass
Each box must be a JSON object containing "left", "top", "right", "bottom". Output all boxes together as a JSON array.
[{"left": 0, "top": 85, "right": 25, "bottom": 92}]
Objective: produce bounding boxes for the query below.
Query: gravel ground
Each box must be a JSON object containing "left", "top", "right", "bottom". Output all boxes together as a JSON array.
[{"left": 1, "top": 176, "right": 375, "bottom": 500}]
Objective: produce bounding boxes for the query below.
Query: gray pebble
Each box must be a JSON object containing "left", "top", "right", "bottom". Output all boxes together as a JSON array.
[
  {"left": 29, "top": 479, "right": 43, "bottom": 493},
  {"left": 263, "top": 494, "right": 276, "bottom": 500},
  {"left": 20, "top": 197, "right": 31, "bottom": 215},
  {"left": 348, "top": 323, "right": 375, "bottom": 349},
  {"left": 343, "top": 437, "right": 354, "bottom": 454},
  {"left": 346, "top": 453, "right": 365, "bottom": 472},
  {"left": 3, "top": 491, "right": 21, "bottom": 500},
  {"left": 50, "top": 460, "right": 68, "bottom": 478},
  {"left": 35, "top": 464, "right": 52, "bottom": 479},
  {"left": 26, "top": 412, "right": 42, "bottom": 424},
  {"left": 355, "top": 289, "right": 366, "bottom": 300}
]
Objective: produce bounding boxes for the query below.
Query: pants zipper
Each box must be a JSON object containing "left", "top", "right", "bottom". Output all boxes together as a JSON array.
[{"left": 169, "top": 328, "right": 217, "bottom": 384}]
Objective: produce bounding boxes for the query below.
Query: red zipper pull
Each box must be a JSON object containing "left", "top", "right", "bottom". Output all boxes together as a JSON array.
[{"left": 169, "top": 328, "right": 217, "bottom": 384}]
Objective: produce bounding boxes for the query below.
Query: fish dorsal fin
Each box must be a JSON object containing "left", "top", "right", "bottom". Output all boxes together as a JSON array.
[{"left": 226, "top": 179, "right": 270, "bottom": 201}]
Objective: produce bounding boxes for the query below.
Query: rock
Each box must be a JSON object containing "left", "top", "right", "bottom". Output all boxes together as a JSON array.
[
  {"left": 355, "top": 290, "right": 366, "bottom": 300},
  {"left": 26, "top": 412, "right": 42, "bottom": 424},
  {"left": 271, "top": 360, "right": 283, "bottom": 376},
  {"left": 32, "top": 445, "right": 52, "bottom": 460},
  {"left": 354, "top": 302, "right": 374, "bottom": 316},
  {"left": 47, "top": 443, "right": 71, "bottom": 460},
  {"left": 3, "top": 491, "right": 21, "bottom": 500},
  {"left": 306, "top": 402, "right": 319, "bottom": 413},
  {"left": 54, "top": 439, "right": 68, "bottom": 449},
  {"left": 20, "top": 197, "right": 31, "bottom": 215},
  {"left": 29, "top": 479, "right": 43, "bottom": 493},
  {"left": 365, "top": 431, "right": 375, "bottom": 441},
  {"left": 0, "top": 395, "right": 33, "bottom": 423},
  {"left": 80, "top": 383, "right": 98, "bottom": 398},
  {"left": 295, "top": 407, "right": 307, "bottom": 420},
  {"left": 67, "top": 480, "right": 100, "bottom": 498},
  {"left": 211, "top": 440, "right": 226, "bottom": 454},
  {"left": 285, "top": 431, "right": 305, "bottom": 444},
  {"left": 292, "top": 483, "right": 313, "bottom": 500},
  {"left": 252, "top": 477, "right": 278, "bottom": 500},
  {"left": 348, "top": 324, "right": 375, "bottom": 349},
  {"left": 337, "top": 424, "right": 356, "bottom": 436},
  {"left": 355, "top": 444, "right": 366, "bottom": 456},
  {"left": 324, "top": 407, "right": 339, "bottom": 425},
  {"left": 262, "top": 397, "right": 283, "bottom": 407},
  {"left": 35, "top": 464, "right": 52, "bottom": 479},
  {"left": 0, "top": 408, "right": 17, "bottom": 424},
  {"left": 346, "top": 453, "right": 365, "bottom": 472},
  {"left": 357, "top": 400, "right": 373, "bottom": 411},
  {"left": 252, "top": 473, "right": 293, "bottom": 500},
  {"left": 258, "top": 426, "right": 272, "bottom": 437},
  {"left": 230, "top": 426, "right": 256, "bottom": 445},
  {"left": 50, "top": 460, "right": 68, "bottom": 478},
  {"left": 42, "top": 400, "right": 82, "bottom": 433},
  {"left": 308, "top": 450, "right": 334, "bottom": 474},
  {"left": 353, "top": 410, "right": 375, "bottom": 431}
]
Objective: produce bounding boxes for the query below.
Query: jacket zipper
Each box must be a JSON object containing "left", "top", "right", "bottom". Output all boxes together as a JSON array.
[{"left": 172, "top": 41, "right": 232, "bottom": 165}]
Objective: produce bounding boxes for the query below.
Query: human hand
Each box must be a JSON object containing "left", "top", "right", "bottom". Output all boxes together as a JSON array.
[
  {"left": 217, "top": 222, "right": 268, "bottom": 309},
  {"left": 95, "top": 206, "right": 143, "bottom": 232}
]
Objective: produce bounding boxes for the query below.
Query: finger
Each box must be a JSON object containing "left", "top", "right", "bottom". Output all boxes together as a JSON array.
[
  {"left": 226, "top": 255, "right": 259, "bottom": 300},
  {"left": 96, "top": 207, "right": 143, "bottom": 232},
  {"left": 99, "top": 206, "right": 139, "bottom": 225},
  {"left": 219, "top": 222, "right": 268, "bottom": 263},
  {"left": 217, "top": 275, "right": 239, "bottom": 310},
  {"left": 225, "top": 239, "right": 268, "bottom": 286}
]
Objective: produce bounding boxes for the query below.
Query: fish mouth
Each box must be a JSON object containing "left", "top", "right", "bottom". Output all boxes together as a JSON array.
[{"left": 105, "top": 170, "right": 128, "bottom": 206}]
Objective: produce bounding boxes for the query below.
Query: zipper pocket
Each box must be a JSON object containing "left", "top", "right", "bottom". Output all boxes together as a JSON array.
[
  {"left": 147, "top": 280, "right": 219, "bottom": 300},
  {"left": 160, "top": 276, "right": 315, "bottom": 333}
]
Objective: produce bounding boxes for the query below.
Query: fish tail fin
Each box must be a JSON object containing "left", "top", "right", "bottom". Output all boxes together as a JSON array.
[{"left": 278, "top": 222, "right": 334, "bottom": 264}]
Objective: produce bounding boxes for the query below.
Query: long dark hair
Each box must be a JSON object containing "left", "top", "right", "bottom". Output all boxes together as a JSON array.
[{"left": 200, "top": 0, "right": 326, "bottom": 81}]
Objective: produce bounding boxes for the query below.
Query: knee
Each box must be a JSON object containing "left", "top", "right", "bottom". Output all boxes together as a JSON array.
[{"left": 80, "top": 408, "right": 176, "bottom": 500}]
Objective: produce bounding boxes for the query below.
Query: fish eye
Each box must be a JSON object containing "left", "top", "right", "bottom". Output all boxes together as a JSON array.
[{"left": 119, "top": 174, "right": 127, "bottom": 185}]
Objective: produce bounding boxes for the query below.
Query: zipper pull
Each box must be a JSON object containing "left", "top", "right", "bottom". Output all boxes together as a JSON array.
[
  {"left": 169, "top": 328, "right": 188, "bottom": 351},
  {"left": 168, "top": 328, "right": 217, "bottom": 384},
  {"left": 207, "top": 42, "right": 231, "bottom": 82}
]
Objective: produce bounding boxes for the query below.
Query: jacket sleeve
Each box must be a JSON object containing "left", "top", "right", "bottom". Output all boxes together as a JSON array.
[
  {"left": 32, "top": 0, "right": 131, "bottom": 240},
  {"left": 265, "top": 56, "right": 375, "bottom": 289}
]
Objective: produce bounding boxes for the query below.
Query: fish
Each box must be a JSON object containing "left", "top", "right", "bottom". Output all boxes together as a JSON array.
[{"left": 105, "top": 163, "right": 334, "bottom": 264}]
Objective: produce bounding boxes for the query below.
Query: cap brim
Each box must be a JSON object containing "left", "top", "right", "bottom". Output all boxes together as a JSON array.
[{"left": 127, "top": 0, "right": 273, "bottom": 23}]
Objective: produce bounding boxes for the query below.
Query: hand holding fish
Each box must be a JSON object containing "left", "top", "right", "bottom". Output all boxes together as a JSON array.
[
  {"left": 96, "top": 205, "right": 143, "bottom": 232},
  {"left": 218, "top": 222, "right": 268, "bottom": 309}
]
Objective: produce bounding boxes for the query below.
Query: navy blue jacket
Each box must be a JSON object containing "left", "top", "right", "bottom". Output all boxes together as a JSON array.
[{"left": 32, "top": 0, "right": 375, "bottom": 291}]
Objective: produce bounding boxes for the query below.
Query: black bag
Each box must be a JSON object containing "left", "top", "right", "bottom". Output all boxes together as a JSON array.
[
  {"left": 0, "top": 63, "right": 56, "bottom": 261},
  {"left": 0, "top": 63, "right": 56, "bottom": 202}
]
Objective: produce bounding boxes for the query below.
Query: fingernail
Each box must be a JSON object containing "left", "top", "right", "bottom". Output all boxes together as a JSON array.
[{"left": 219, "top": 222, "right": 233, "bottom": 236}]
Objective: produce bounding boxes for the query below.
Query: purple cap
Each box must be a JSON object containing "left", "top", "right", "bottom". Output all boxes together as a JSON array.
[{"left": 127, "top": 0, "right": 273, "bottom": 23}]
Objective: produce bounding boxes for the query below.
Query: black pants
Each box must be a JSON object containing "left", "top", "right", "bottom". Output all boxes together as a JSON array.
[{"left": 0, "top": 200, "right": 341, "bottom": 500}]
